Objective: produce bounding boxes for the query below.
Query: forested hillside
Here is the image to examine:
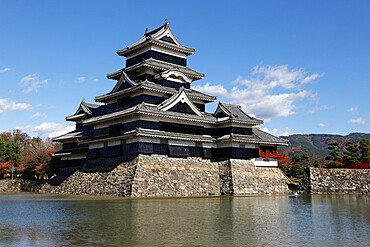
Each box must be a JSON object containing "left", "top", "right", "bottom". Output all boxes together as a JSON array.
[{"left": 278, "top": 133, "right": 370, "bottom": 162}]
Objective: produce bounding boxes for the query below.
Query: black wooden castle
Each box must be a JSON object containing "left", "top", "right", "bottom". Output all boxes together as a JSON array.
[{"left": 53, "top": 20, "right": 288, "bottom": 167}]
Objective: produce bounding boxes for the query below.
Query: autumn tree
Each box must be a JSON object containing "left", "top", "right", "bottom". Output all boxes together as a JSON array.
[
  {"left": 325, "top": 142, "right": 343, "bottom": 168},
  {"left": 21, "top": 137, "right": 59, "bottom": 179},
  {"left": 0, "top": 129, "right": 31, "bottom": 151}
]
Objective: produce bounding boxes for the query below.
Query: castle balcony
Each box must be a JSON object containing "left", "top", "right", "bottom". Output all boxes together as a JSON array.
[{"left": 259, "top": 152, "right": 285, "bottom": 159}]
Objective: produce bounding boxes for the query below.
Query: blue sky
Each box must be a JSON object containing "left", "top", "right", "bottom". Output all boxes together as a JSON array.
[{"left": 0, "top": 0, "right": 369, "bottom": 138}]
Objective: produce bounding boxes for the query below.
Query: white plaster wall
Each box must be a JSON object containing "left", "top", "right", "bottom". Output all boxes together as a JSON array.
[{"left": 251, "top": 158, "right": 278, "bottom": 167}]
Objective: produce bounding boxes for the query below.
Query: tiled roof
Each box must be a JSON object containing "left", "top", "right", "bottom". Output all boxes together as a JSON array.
[
  {"left": 82, "top": 103, "right": 217, "bottom": 125},
  {"left": 80, "top": 128, "right": 214, "bottom": 144},
  {"left": 252, "top": 128, "right": 289, "bottom": 145},
  {"left": 95, "top": 79, "right": 216, "bottom": 102},
  {"left": 216, "top": 128, "right": 288, "bottom": 146},
  {"left": 116, "top": 22, "right": 195, "bottom": 56},
  {"left": 215, "top": 102, "right": 263, "bottom": 125},
  {"left": 52, "top": 131, "right": 83, "bottom": 142},
  {"left": 125, "top": 58, "right": 204, "bottom": 79}
]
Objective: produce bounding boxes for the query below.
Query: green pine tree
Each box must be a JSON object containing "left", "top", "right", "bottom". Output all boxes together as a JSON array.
[
  {"left": 359, "top": 139, "right": 370, "bottom": 164},
  {"left": 301, "top": 153, "right": 311, "bottom": 167},
  {"left": 325, "top": 142, "right": 342, "bottom": 168},
  {"left": 343, "top": 141, "right": 359, "bottom": 168},
  {"left": 314, "top": 160, "right": 321, "bottom": 168}
]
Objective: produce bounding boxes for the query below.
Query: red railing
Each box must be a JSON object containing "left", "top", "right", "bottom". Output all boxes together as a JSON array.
[{"left": 259, "top": 152, "right": 285, "bottom": 159}]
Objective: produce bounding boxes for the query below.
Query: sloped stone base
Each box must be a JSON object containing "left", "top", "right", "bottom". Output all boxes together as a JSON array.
[{"left": 9, "top": 155, "right": 290, "bottom": 197}]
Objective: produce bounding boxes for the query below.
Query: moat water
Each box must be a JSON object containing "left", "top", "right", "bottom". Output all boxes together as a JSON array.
[{"left": 0, "top": 193, "right": 368, "bottom": 246}]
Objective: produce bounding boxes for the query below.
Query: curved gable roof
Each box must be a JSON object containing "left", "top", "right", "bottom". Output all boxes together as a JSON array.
[
  {"left": 117, "top": 21, "right": 195, "bottom": 56},
  {"left": 214, "top": 102, "right": 263, "bottom": 125},
  {"left": 159, "top": 88, "right": 203, "bottom": 116}
]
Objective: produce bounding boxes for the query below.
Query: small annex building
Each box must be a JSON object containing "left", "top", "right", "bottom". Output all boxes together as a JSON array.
[{"left": 53, "top": 20, "right": 288, "bottom": 169}]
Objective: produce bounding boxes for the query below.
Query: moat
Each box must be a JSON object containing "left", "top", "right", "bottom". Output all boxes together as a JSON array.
[{"left": 0, "top": 193, "right": 368, "bottom": 246}]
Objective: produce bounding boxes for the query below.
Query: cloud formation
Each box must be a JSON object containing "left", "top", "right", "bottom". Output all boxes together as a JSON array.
[
  {"left": 193, "top": 64, "right": 320, "bottom": 122},
  {"left": 0, "top": 99, "right": 32, "bottom": 114},
  {"left": 260, "top": 127, "right": 292, "bottom": 136},
  {"left": 18, "top": 74, "right": 48, "bottom": 93},
  {"left": 318, "top": 123, "right": 327, "bottom": 127},
  {"left": 31, "top": 112, "right": 47, "bottom": 118},
  {"left": 17, "top": 122, "right": 75, "bottom": 138},
  {"left": 309, "top": 105, "right": 330, "bottom": 114},
  {"left": 348, "top": 117, "right": 365, "bottom": 124},
  {"left": 347, "top": 107, "right": 357, "bottom": 112},
  {"left": 192, "top": 82, "right": 229, "bottom": 97},
  {"left": 77, "top": 76, "right": 86, "bottom": 82},
  {"left": 0, "top": 68, "right": 10, "bottom": 73}
]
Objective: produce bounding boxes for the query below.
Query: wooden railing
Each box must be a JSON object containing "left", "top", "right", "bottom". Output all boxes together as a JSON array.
[{"left": 259, "top": 152, "right": 285, "bottom": 159}]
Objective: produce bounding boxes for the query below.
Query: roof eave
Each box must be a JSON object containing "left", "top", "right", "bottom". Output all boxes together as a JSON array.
[
  {"left": 65, "top": 113, "right": 86, "bottom": 121},
  {"left": 117, "top": 38, "right": 195, "bottom": 57}
]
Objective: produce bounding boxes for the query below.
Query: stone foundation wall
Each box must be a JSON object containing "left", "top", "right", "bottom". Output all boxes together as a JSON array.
[
  {"left": 1, "top": 155, "right": 292, "bottom": 197},
  {"left": 131, "top": 155, "right": 220, "bottom": 197},
  {"left": 230, "top": 159, "right": 290, "bottom": 194},
  {"left": 0, "top": 180, "right": 22, "bottom": 192},
  {"left": 298, "top": 167, "right": 369, "bottom": 194},
  {"left": 39, "top": 159, "right": 137, "bottom": 196}
]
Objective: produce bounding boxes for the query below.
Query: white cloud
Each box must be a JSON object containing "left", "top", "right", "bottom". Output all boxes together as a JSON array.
[
  {"left": 17, "top": 122, "right": 75, "bottom": 137},
  {"left": 18, "top": 73, "right": 48, "bottom": 93},
  {"left": 309, "top": 105, "right": 330, "bottom": 114},
  {"left": 0, "top": 68, "right": 10, "bottom": 73},
  {"left": 93, "top": 78, "right": 99, "bottom": 82},
  {"left": 347, "top": 107, "right": 357, "bottom": 112},
  {"left": 249, "top": 64, "right": 321, "bottom": 89},
  {"left": 193, "top": 64, "right": 320, "bottom": 121},
  {"left": 318, "top": 123, "right": 327, "bottom": 127},
  {"left": 48, "top": 125, "right": 75, "bottom": 138},
  {"left": 0, "top": 98, "right": 33, "bottom": 114},
  {"left": 301, "top": 73, "right": 321, "bottom": 84},
  {"left": 261, "top": 127, "right": 292, "bottom": 136},
  {"left": 192, "top": 82, "right": 229, "bottom": 97},
  {"left": 77, "top": 76, "right": 86, "bottom": 82},
  {"left": 348, "top": 117, "right": 365, "bottom": 124},
  {"left": 31, "top": 112, "right": 46, "bottom": 118}
]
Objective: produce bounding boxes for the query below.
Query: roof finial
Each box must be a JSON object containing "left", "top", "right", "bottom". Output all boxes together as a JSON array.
[
  {"left": 165, "top": 18, "right": 168, "bottom": 24},
  {"left": 82, "top": 98, "right": 85, "bottom": 102},
  {"left": 145, "top": 27, "right": 148, "bottom": 34}
]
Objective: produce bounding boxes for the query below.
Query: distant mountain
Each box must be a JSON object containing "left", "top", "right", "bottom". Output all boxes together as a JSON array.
[{"left": 278, "top": 133, "right": 370, "bottom": 163}]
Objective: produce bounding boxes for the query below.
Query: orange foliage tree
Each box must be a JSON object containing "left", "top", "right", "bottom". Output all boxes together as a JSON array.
[{"left": 21, "top": 137, "right": 59, "bottom": 179}]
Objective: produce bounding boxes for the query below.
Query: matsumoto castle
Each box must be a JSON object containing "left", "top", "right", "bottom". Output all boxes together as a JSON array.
[{"left": 54, "top": 20, "right": 288, "bottom": 168}]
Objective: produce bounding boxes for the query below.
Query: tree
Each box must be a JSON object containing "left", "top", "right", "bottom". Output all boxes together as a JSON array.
[
  {"left": 325, "top": 142, "right": 342, "bottom": 168},
  {"left": 359, "top": 139, "right": 370, "bottom": 164},
  {"left": 343, "top": 141, "right": 359, "bottom": 168},
  {"left": 314, "top": 160, "right": 321, "bottom": 168},
  {"left": 21, "top": 137, "right": 59, "bottom": 179},
  {"left": 0, "top": 138, "right": 21, "bottom": 179},
  {"left": 301, "top": 153, "right": 311, "bottom": 167},
  {"left": 291, "top": 154, "right": 301, "bottom": 164},
  {"left": 0, "top": 129, "right": 30, "bottom": 151}
]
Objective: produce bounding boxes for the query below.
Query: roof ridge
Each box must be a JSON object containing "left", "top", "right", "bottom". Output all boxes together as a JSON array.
[
  {"left": 145, "top": 21, "right": 168, "bottom": 36},
  {"left": 83, "top": 102, "right": 101, "bottom": 108},
  {"left": 221, "top": 102, "right": 240, "bottom": 107},
  {"left": 253, "top": 127, "right": 290, "bottom": 143}
]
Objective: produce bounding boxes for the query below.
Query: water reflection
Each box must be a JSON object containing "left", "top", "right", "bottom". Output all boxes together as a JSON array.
[{"left": 0, "top": 193, "right": 368, "bottom": 246}]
